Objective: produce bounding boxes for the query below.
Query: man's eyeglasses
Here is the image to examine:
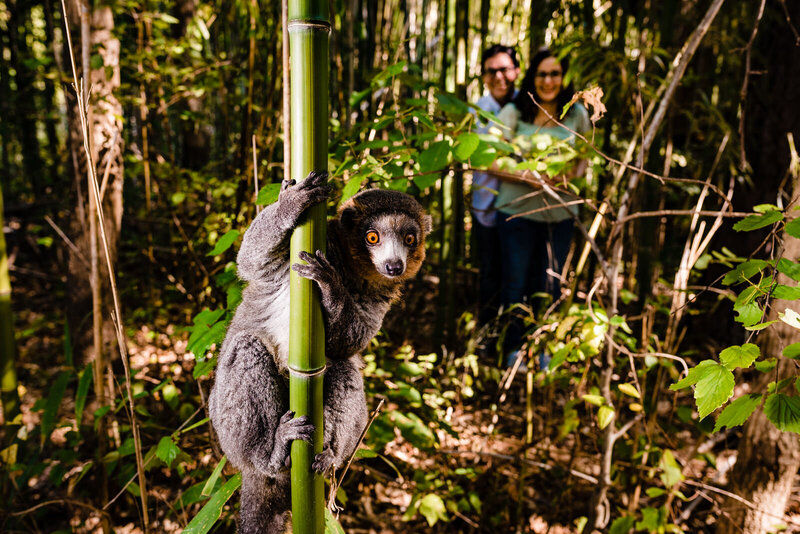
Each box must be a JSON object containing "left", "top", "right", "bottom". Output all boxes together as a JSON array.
[
  {"left": 485, "top": 66, "right": 514, "bottom": 76},
  {"left": 535, "top": 70, "right": 563, "bottom": 80}
]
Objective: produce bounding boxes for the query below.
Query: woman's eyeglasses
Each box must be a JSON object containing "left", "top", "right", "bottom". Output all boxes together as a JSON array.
[{"left": 535, "top": 70, "right": 563, "bottom": 80}]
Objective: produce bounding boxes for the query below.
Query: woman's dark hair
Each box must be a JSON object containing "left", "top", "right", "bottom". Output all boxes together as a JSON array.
[
  {"left": 513, "top": 47, "right": 575, "bottom": 123},
  {"left": 481, "top": 44, "right": 520, "bottom": 72}
]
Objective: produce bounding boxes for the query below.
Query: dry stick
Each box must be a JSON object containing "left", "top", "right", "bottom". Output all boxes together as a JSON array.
[
  {"left": 589, "top": 1, "right": 728, "bottom": 528},
  {"left": 326, "top": 398, "right": 385, "bottom": 511},
  {"left": 58, "top": 1, "right": 149, "bottom": 530},
  {"left": 738, "top": 0, "right": 767, "bottom": 170},
  {"left": 252, "top": 135, "right": 261, "bottom": 213},
  {"left": 682, "top": 480, "right": 800, "bottom": 528},
  {"left": 44, "top": 215, "right": 89, "bottom": 269},
  {"left": 780, "top": 0, "right": 800, "bottom": 45}
]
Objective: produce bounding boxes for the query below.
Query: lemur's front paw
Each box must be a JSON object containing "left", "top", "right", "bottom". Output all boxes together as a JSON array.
[
  {"left": 274, "top": 410, "right": 315, "bottom": 451},
  {"left": 312, "top": 446, "right": 336, "bottom": 474},
  {"left": 292, "top": 250, "right": 339, "bottom": 286}
]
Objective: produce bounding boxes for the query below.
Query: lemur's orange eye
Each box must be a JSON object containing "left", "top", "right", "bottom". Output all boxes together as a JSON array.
[
  {"left": 366, "top": 230, "right": 380, "bottom": 244},
  {"left": 404, "top": 233, "right": 416, "bottom": 246}
]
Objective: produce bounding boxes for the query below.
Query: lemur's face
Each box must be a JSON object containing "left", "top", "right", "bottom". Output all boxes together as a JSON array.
[{"left": 363, "top": 213, "right": 423, "bottom": 279}]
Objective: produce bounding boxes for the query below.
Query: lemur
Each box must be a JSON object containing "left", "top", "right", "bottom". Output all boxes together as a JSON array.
[{"left": 208, "top": 171, "right": 431, "bottom": 533}]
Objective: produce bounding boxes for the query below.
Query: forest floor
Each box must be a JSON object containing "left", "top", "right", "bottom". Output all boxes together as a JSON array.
[{"left": 6, "top": 245, "right": 800, "bottom": 533}]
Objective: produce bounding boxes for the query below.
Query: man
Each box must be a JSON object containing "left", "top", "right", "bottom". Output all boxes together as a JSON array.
[{"left": 473, "top": 44, "right": 520, "bottom": 327}]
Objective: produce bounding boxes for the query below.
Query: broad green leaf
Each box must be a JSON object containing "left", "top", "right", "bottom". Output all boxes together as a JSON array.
[
  {"left": 753, "top": 203, "right": 780, "bottom": 213},
  {"left": 670, "top": 360, "right": 718, "bottom": 391},
  {"left": 41, "top": 371, "right": 70, "bottom": 446},
  {"left": 183, "top": 473, "right": 242, "bottom": 534},
  {"left": 784, "top": 342, "right": 800, "bottom": 359},
  {"left": 714, "top": 394, "right": 762, "bottom": 432},
  {"left": 694, "top": 363, "right": 735, "bottom": 419},
  {"left": 468, "top": 141, "right": 497, "bottom": 168},
  {"left": 418, "top": 493, "right": 448, "bottom": 527},
  {"left": 255, "top": 183, "right": 281, "bottom": 206},
  {"left": 779, "top": 308, "right": 800, "bottom": 329},
  {"left": 202, "top": 456, "right": 227, "bottom": 497},
  {"left": 75, "top": 362, "right": 93, "bottom": 428},
  {"left": 325, "top": 508, "right": 346, "bottom": 534},
  {"left": 609, "top": 516, "right": 636, "bottom": 534},
  {"left": 772, "top": 284, "right": 800, "bottom": 300},
  {"left": 733, "top": 301, "right": 761, "bottom": 326},
  {"left": 636, "top": 507, "right": 664, "bottom": 532},
  {"left": 768, "top": 377, "right": 795, "bottom": 394},
  {"left": 582, "top": 394, "right": 605, "bottom": 406},
  {"left": 193, "top": 355, "right": 218, "bottom": 379},
  {"left": 722, "top": 259, "right": 768, "bottom": 285},
  {"left": 156, "top": 436, "right": 181, "bottom": 467},
  {"left": 192, "top": 308, "right": 225, "bottom": 327},
  {"left": 453, "top": 133, "right": 480, "bottom": 161},
  {"left": 732, "top": 210, "right": 783, "bottom": 231},
  {"left": 618, "top": 383, "right": 640, "bottom": 399},
  {"left": 597, "top": 405, "right": 615, "bottom": 429},
  {"left": 755, "top": 358, "right": 778, "bottom": 372},
  {"left": 777, "top": 258, "right": 800, "bottom": 281},
  {"left": 744, "top": 320, "right": 777, "bottom": 331},
  {"left": 763, "top": 394, "right": 800, "bottom": 433},
  {"left": 207, "top": 230, "right": 240, "bottom": 257},
  {"left": 417, "top": 140, "right": 451, "bottom": 173},
  {"left": 659, "top": 450, "right": 684, "bottom": 488},
  {"left": 719, "top": 344, "right": 759, "bottom": 370},
  {"left": 412, "top": 173, "right": 439, "bottom": 191},
  {"left": 188, "top": 322, "right": 227, "bottom": 360},
  {"left": 340, "top": 177, "right": 365, "bottom": 204},
  {"left": 785, "top": 216, "right": 800, "bottom": 238},
  {"left": 436, "top": 92, "right": 470, "bottom": 116}
]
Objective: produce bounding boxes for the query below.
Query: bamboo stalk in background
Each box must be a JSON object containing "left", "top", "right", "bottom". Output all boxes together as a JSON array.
[
  {"left": 0, "top": 183, "right": 19, "bottom": 424},
  {"left": 287, "top": 0, "right": 328, "bottom": 532}
]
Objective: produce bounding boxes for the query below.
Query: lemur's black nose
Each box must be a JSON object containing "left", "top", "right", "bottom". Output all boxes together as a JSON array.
[{"left": 385, "top": 260, "right": 404, "bottom": 276}]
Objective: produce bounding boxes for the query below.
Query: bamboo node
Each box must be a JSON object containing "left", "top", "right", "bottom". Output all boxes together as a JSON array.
[
  {"left": 287, "top": 20, "right": 332, "bottom": 34},
  {"left": 287, "top": 364, "right": 327, "bottom": 378}
]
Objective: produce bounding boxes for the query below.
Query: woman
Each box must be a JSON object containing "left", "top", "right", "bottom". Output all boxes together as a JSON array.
[{"left": 493, "top": 47, "right": 591, "bottom": 367}]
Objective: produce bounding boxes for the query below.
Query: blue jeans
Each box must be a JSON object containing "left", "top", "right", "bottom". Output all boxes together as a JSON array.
[
  {"left": 497, "top": 212, "right": 574, "bottom": 354},
  {"left": 473, "top": 213, "right": 502, "bottom": 326}
]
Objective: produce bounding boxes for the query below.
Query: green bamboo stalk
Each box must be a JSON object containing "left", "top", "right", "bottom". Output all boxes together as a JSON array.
[
  {"left": 287, "top": 0, "right": 328, "bottom": 532},
  {"left": 0, "top": 183, "right": 19, "bottom": 423}
]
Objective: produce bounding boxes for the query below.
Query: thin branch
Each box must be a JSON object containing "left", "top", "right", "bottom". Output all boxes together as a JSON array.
[{"left": 738, "top": 0, "right": 767, "bottom": 170}]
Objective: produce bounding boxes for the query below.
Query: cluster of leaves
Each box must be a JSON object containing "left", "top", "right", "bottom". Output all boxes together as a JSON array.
[{"left": 672, "top": 205, "right": 800, "bottom": 434}]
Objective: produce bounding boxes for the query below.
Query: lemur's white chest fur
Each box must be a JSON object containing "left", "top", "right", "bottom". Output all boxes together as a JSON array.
[{"left": 259, "top": 278, "right": 291, "bottom": 370}]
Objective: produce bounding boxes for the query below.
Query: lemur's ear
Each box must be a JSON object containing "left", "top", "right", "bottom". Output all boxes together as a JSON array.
[
  {"left": 422, "top": 214, "right": 433, "bottom": 235},
  {"left": 340, "top": 206, "right": 357, "bottom": 230}
]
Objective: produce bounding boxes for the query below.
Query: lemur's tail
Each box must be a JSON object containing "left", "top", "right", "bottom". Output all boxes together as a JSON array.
[{"left": 239, "top": 470, "right": 290, "bottom": 534}]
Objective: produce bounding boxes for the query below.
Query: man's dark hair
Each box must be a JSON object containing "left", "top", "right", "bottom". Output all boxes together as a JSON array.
[{"left": 481, "top": 44, "right": 520, "bottom": 72}]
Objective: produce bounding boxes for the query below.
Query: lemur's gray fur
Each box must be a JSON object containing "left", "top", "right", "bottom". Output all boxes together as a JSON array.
[{"left": 208, "top": 171, "right": 431, "bottom": 533}]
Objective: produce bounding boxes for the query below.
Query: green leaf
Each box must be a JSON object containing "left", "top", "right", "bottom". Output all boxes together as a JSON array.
[
  {"left": 618, "top": 383, "right": 640, "bottom": 399},
  {"left": 772, "top": 284, "right": 800, "bottom": 300},
  {"left": 156, "top": 436, "right": 181, "bottom": 468},
  {"left": 188, "top": 322, "right": 227, "bottom": 360},
  {"left": 777, "top": 258, "right": 800, "bottom": 281},
  {"left": 193, "top": 355, "right": 218, "bottom": 379},
  {"left": 90, "top": 53, "right": 104, "bottom": 70},
  {"left": 417, "top": 141, "right": 451, "bottom": 173},
  {"left": 670, "top": 360, "right": 718, "bottom": 391},
  {"left": 183, "top": 473, "right": 241, "bottom": 534},
  {"left": 719, "top": 343, "right": 759, "bottom": 370},
  {"left": 722, "top": 259, "right": 768, "bottom": 285},
  {"left": 785, "top": 216, "right": 800, "bottom": 238},
  {"left": 744, "top": 320, "right": 777, "bottom": 331},
  {"left": 659, "top": 450, "right": 684, "bottom": 488},
  {"left": 325, "top": 508, "right": 346, "bottom": 534},
  {"left": 763, "top": 394, "right": 800, "bottom": 433},
  {"left": 732, "top": 210, "right": 783, "bottom": 231},
  {"left": 207, "top": 230, "right": 240, "bottom": 256},
  {"left": 609, "top": 516, "right": 636, "bottom": 534},
  {"left": 436, "top": 92, "right": 470, "bottom": 116},
  {"left": 418, "top": 494, "right": 448, "bottom": 527},
  {"left": 694, "top": 363, "right": 735, "bottom": 419},
  {"left": 468, "top": 141, "right": 497, "bottom": 168},
  {"left": 714, "top": 394, "right": 762, "bottom": 432},
  {"left": 41, "top": 371, "right": 70, "bottom": 446},
  {"left": 783, "top": 342, "right": 800, "bottom": 359},
  {"left": 412, "top": 173, "right": 439, "bottom": 191},
  {"left": 582, "top": 394, "right": 605, "bottom": 406},
  {"left": 636, "top": 507, "right": 664, "bottom": 532},
  {"left": 202, "top": 456, "right": 227, "bottom": 497},
  {"left": 755, "top": 358, "right": 778, "bottom": 372},
  {"left": 453, "top": 133, "right": 480, "bottom": 161},
  {"left": 340, "top": 177, "right": 365, "bottom": 204},
  {"left": 256, "top": 183, "right": 281, "bottom": 206},
  {"left": 597, "top": 405, "right": 615, "bottom": 429},
  {"left": 733, "top": 301, "right": 761, "bottom": 326},
  {"left": 75, "top": 363, "right": 93, "bottom": 428}
]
